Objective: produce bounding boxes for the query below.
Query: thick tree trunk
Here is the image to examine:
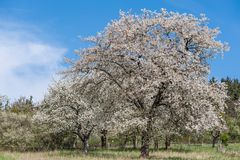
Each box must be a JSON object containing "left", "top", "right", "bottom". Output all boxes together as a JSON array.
[
  {"left": 140, "top": 118, "right": 153, "bottom": 158},
  {"left": 101, "top": 129, "right": 108, "bottom": 149},
  {"left": 165, "top": 136, "right": 171, "bottom": 150},
  {"left": 140, "top": 86, "right": 163, "bottom": 158},
  {"left": 82, "top": 137, "right": 89, "bottom": 154},
  {"left": 140, "top": 130, "right": 150, "bottom": 158}
]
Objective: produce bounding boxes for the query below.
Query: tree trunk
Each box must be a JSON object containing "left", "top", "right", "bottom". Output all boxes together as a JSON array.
[
  {"left": 140, "top": 130, "right": 150, "bottom": 158},
  {"left": 83, "top": 137, "right": 89, "bottom": 154},
  {"left": 119, "top": 134, "right": 128, "bottom": 149},
  {"left": 75, "top": 126, "right": 94, "bottom": 154},
  {"left": 140, "top": 87, "right": 163, "bottom": 158},
  {"left": 154, "top": 138, "right": 159, "bottom": 150},
  {"left": 132, "top": 134, "right": 137, "bottom": 149},
  {"left": 73, "top": 138, "right": 77, "bottom": 149},
  {"left": 123, "top": 135, "right": 128, "bottom": 149},
  {"left": 188, "top": 136, "right": 191, "bottom": 146},
  {"left": 212, "top": 135, "right": 219, "bottom": 148},
  {"left": 212, "top": 137, "right": 217, "bottom": 148},
  {"left": 101, "top": 129, "right": 108, "bottom": 149},
  {"left": 140, "top": 119, "right": 153, "bottom": 158},
  {"left": 212, "top": 131, "right": 220, "bottom": 148},
  {"left": 165, "top": 136, "right": 171, "bottom": 150}
]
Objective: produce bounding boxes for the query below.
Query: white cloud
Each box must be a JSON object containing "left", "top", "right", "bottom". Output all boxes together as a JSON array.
[{"left": 0, "top": 21, "right": 67, "bottom": 102}]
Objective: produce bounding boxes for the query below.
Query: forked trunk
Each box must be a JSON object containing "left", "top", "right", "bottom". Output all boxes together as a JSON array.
[
  {"left": 75, "top": 126, "right": 94, "bottom": 154},
  {"left": 83, "top": 137, "right": 89, "bottom": 154}
]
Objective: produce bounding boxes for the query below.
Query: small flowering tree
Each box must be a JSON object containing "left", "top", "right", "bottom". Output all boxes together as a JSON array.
[
  {"left": 68, "top": 9, "right": 228, "bottom": 157},
  {"left": 34, "top": 78, "right": 101, "bottom": 153},
  {"left": 74, "top": 77, "right": 121, "bottom": 149},
  {"left": 153, "top": 80, "right": 228, "bottom": 149}
]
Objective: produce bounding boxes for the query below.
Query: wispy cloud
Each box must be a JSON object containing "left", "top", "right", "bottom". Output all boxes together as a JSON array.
[{"left": 0, "top": 21, "right": 67, "bottom": 102}]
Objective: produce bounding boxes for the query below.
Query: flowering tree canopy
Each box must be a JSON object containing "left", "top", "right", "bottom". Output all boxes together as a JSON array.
[
  {"left": 33, "top": 78, "right": 102, "bottom": 153},
  {"left": 67, "top": 9, "right": 229, "bottom": 157}
]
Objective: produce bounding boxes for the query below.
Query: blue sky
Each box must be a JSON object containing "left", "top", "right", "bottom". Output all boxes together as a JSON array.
[{"left": 0, "top": 0, "right": 239, "bottom": 101}]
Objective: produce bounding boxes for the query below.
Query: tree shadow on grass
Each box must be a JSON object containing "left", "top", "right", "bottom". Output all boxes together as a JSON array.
[
  {"left": 88, "top": 152, "right": 118, "bottom": 159},
  {"left": 88, "top": 150, "right": 198, "bottom": 160},
  {"left": 53, "top": 150, "right": 124, "bottom": 159},
  {"left": 88, "top": 150, "right": 140, "bottom": 159},
  {"left": 88, "top": 153, "right": 195, "bottom": 160},
  {"left": 149, "top": 156, "right": 195, "bottom": 160},
  {"left": 161, "top": 157, "right": 193, "bottom": 160},
  {"left": 156, "top": 148, "right": 192, "bottom": 153},
  {"left": 55, "top": 149, "right": 195, "bottom": 159}
]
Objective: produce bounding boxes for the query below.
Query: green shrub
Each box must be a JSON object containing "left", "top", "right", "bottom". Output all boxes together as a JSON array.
[{"left": 220, "top": 133, "right": 230, "bottom": 146}]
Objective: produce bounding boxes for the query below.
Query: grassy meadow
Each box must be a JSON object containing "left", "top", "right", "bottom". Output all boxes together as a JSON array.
[{"left": 0, "top": 144, "right": 240, "bottom": 160}]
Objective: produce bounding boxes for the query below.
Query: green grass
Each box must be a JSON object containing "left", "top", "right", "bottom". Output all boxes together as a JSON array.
[
  {"left": 1, "top": 143, "right": 240, "bottom": 160},
  {"left": 0, "top": 155, "right": 14, "bottom": 160}
]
